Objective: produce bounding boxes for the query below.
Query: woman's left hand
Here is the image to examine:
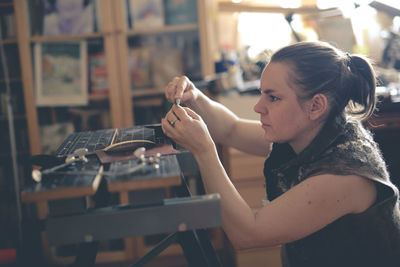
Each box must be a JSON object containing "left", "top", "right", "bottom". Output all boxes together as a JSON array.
[{"left": 161, "top": 105, "right": 215, "bottom": 156}]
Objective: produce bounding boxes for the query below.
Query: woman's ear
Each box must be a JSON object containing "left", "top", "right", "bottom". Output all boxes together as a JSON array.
[{"left": 308, "top": 94, "right": 328, "bottom": 120}]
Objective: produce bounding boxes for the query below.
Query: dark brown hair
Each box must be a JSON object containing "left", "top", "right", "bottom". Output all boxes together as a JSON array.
[{"left": 270, "top": 41, "right": 376, "bottom": 120}]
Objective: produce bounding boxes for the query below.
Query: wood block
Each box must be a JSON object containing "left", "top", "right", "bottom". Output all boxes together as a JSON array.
[{"left": 233, "top": 246, "right": 282, "bottom": 267}]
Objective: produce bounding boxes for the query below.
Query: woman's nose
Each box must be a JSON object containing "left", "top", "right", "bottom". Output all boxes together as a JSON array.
[{"left": 254, "top": 97, "right": 266, "bottom": 114}]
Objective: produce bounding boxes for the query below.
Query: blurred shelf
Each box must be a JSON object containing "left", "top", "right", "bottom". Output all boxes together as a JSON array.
[
  {"left": 0, "top": 150, "right": 29, "bottom": 157},
  {"left": 127, "top": 24, "right": 198, "bottom": 36},
  {"left": 0, "top": 114, "right": 26, "bottom": 120},
  {"left": 30, "top": 33, "right": 104, "bottom": 43},
  {"left": 0, "top": 2, "right": 13, "bottom": 8},
  {"left": 89, "top": 93, "right": 109, "bottom": 102},
  {"left": 0, "top": 77, "right": 21, "bottom": 83},
  {"left": 218, "top": 2, "right": 336, "bottom": 13},
  {"left": 2, "top": 38, "right": 17, "bottom": 44},
  {"left": 131, "top": 88, "right": 164, "bottom": 98}
]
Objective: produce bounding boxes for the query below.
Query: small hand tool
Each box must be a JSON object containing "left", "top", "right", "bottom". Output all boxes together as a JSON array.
[
  {"left": 32, "top": 148, "right": 89, "bottom": 182},
  {"left": 32, "top": 147, "right": 162, "bottom": 180}
]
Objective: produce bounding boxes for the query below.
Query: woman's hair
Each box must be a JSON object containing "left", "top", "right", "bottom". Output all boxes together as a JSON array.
[{"left": 270, "top": 41, "right": 377, "bottom": 120}]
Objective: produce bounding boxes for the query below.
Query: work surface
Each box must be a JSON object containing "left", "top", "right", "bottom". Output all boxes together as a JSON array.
[
  {"left": 22, "top": 124, "right": 182, "bottom": 202},
  {"left": 20, "top": 124, "right": 222, "bottom": 248}
]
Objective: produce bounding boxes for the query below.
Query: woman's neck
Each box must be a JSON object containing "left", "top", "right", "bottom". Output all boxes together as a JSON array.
[{"left": 289, "top": 120, "right": 325, "bottom": 154}]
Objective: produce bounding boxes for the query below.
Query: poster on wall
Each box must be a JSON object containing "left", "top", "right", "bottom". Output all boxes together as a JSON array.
[
  {"left": 43, "top": 0, "right": 94, "bottom": 35},
  {"left": 34, "top": 41, "right": 88, "bottom": 106},
  {"left": 128, "top": 47, "right": 152, "bottom": 89},
  {"left": 129, "top": 0, "right": 164, "bottom": 29}
]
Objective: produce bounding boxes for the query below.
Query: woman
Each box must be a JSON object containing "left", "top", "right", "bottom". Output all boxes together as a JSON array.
[{"left": 161, "top": 41, "right": 400, "bottom": 267}]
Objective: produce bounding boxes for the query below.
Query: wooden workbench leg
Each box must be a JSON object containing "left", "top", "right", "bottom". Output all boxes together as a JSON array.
[
  {"left": 119, "top": 191, "right": 137, "bottom": 261},
  {"left": 36, "top": 201, "right": 53, "bottom": 263}
]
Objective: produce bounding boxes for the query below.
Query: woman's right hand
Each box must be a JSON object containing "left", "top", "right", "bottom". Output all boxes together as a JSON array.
[
  {"left": 162, "top": 105, "right": 215, "bottom": 156},
  {"left": 164, "top": 76, "right": 199, "bottom": 105}
]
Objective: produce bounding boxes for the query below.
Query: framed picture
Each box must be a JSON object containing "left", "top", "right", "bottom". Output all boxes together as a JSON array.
[
  {"left": 34, "top": 41, "right": 88, "bottom": 106},
  {"left": 88, "top": 52, "right": 109, "bottom": 96},
  {"left": 164, "top": 0, "right": 197, "bottom": 25},
  {"left": 129, "top": 0, "right": 164, "bottom": 29},
  {"left": 128, "top": 47, "right": 152, "bottom": 89},
  {"left": 43, "top": 0, "right": 94, "bottom": 36}
]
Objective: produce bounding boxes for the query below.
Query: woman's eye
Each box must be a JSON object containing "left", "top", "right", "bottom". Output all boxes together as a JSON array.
[{"left": 269, "top": 95, "right": 280, "bottom": 102}]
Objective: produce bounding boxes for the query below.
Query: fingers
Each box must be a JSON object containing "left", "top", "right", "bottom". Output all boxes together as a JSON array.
[
  {"left": 169, "top": 105, "right": 189, "bottom": 122},
  {"left": 164, "top": 77, "right": 180, "bottom": 102},
  {"left": 161, "top": 118, "right": 175, "bottom": 135},
  {"left": 175, "top": 76, "right": 189, "bottom": 100},
  {"left": 165, "top": 109, "right": 180, "bottom": 126},
  {"left": 161, "top": 109, "right": 182, "bottom": 139},
  {"left": 163, "top": 105, "right": 202, "bottom": 134},
  {"left": 184, "top": 108, "right": 201, "bottom": 120},
  {"left": 164, "top": 76, "right": 192, "bottom": 104},
  {"left": 172, "top": 105, "right": 201, "bottom": 121}
]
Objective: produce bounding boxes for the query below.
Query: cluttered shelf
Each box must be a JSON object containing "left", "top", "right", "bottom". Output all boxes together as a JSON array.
[
  {"left": 0, "top": 150, "right": 30, "bottom": 158},
  {"left": 131, "top": 88, "right": 164, "bottom": 98},
  {"left": 127, "top": 23, "right": 198, "bottom": 36},
  {"left": 2, "top": 38, "right": 17, "bottom": 44},
  {"left": 0, "top": 77, "right": 21, "bottom": 83},
  {"left": 368, "top": 85, "right": 400, "bottom": 130},
  {"left": 0, "top": 114, "right": 25, "bottom": 121},
  {"left": 87, "top": 88, "right": 165, "bottom": 106},
  {"left": 0, "top": 2, "right": 12, "bottom": 7},
  {"left": 368, "top": 113, "right": 400, "bottom": 129},
  {"left": 367, "top": 104, "right": 400, "bottom": 130},
  {"left": 30, "top": 33, "right": 104, "bottom": 43},
  {"left": 217, "top": 1, "right": 337, "bottom": 14}
]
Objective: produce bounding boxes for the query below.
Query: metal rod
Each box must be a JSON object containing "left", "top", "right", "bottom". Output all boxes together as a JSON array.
[
  {"left": 0, "top": 25, "right": 23, "bottom": 248},
  {"left": 41, "top": 158, "right": 79, "bottom": 175},
  {"left": 34, "top": 162, "right": 149, "bottom": 179},
  {"left": 131, "top": 233, "right": 178, "bottom": 267}
]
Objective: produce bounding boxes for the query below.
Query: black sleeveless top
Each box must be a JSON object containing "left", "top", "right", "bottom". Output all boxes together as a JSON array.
[{"left": 263, "top": 115, "right": 400, "bottom": 267}]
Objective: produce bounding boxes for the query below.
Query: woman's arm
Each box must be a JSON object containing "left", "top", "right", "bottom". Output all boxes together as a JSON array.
[
  {"left": 188, "top": 91, "right": 270, "bottom": 156},
  {"left": 195, "top": 144, "right": 377, "bottom": 250},
  {"left": 165, "top": 76, "right": 270, "bottom": 156},
  {"left": 162, "top": 106, "right": 377, "bottom": 250}
]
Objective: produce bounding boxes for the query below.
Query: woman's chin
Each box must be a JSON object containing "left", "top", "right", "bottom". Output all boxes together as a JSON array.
[
  {"left": 263, "top": 133, "right": 275, "bottom": 143},
  {"left": 264, "top": 133, "right": 286, "bottom": 144}
]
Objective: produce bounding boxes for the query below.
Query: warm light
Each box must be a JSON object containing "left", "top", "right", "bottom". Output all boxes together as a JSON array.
[
  {"left": 350, "top": 5, "right": 377, "bottom": 46},
  {"left": 377, "top": 0, "right": 400, "bottom": 9},
  {"left": 280, "top": 0, "right": 301, "bottom": 8},
  {"left": 237, "top": 13, "right": 292, "bottom": 58},
  {"left": 303, "top": 28, "right": 319, "bottom": 41},
  {"left": 393, "top": 16, "right": 400, "bottom": 32},
  {"left": 317, "top": 0, "right": 373, "bottom": 10}
]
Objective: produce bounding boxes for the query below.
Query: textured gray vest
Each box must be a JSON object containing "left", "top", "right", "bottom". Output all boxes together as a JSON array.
[{"left": 264, "top": 115, "right": 400, "bottom": 267}]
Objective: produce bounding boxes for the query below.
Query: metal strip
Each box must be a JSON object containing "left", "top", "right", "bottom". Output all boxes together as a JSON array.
[{"left": 45, "top": 194, "right": 221, "bottom": 246}]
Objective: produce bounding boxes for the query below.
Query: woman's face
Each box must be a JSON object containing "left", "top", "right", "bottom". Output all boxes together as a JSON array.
[{"left": 254, "top": 62, "right": 315, "bottom": 152}]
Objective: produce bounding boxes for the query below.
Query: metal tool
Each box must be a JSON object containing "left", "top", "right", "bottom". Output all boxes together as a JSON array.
[
  {"left": 108, "top": 147, "right": 160, "bottom": 175},
  {"left": 32, "top": 148, "right": 90, "bottom": 182},
  {"left": 32, "top": 147, "right": 162, "bottom": 181}
]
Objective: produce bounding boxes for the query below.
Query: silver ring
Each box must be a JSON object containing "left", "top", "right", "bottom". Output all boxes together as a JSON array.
[{"left": 170, "top": 119, "right": 177, "bottom": 126}]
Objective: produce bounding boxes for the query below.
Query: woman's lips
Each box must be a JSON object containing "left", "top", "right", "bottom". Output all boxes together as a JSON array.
[{"left": 261, "top": 123, "right": 270, "bottom": 128}]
